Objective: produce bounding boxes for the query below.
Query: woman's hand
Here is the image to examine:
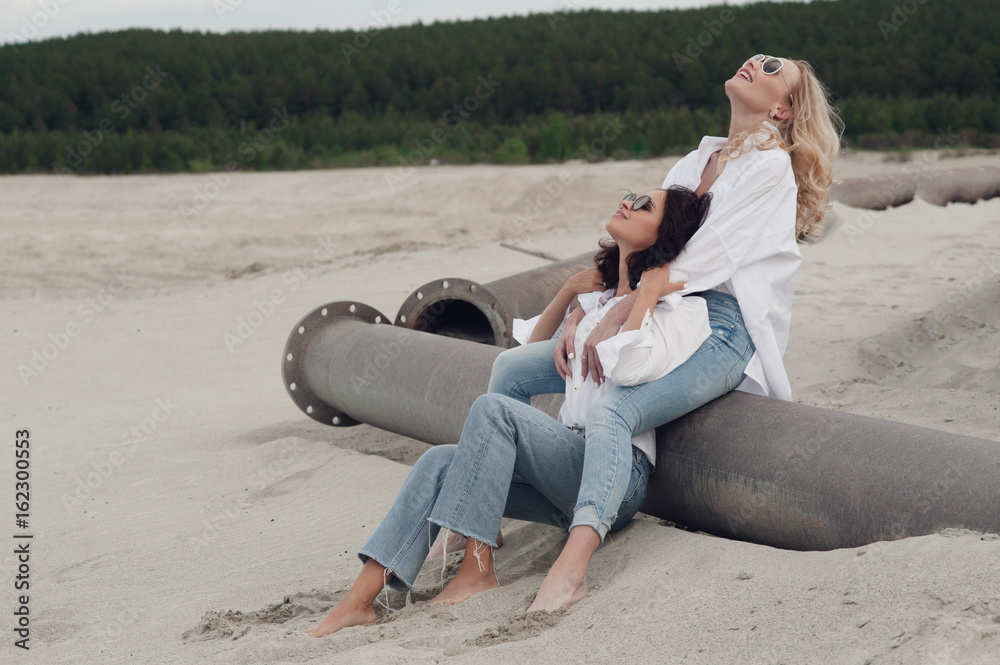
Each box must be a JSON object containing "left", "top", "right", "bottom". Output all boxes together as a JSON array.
[
  {"left": 553, "top": 306, "right": 586, "bottom": 379},
  {"left": 562, "top": 267, "right": 605, "bottom": 296},
  {"left": 579, "top": 291, "right": 637, "bottom": 384},
  {"left": 637, "top": 264, "right": 686, "bottom": 298}
]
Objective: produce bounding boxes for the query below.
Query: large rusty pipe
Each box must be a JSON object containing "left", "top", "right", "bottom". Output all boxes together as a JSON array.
[
  {"left": 914, "top": 165, "right": 1000, "bottom": 206},
  {"left": 829, "top": 173, "right": 917, "bottom": 209},
  {"left": 393, "top": 251, "right": 594, "bottom": 347},
  {"left": 829, "top": 165, "right": 1000, "bottom": 209},
  {"left": 281, "top": 302, "right": 1000, "bottom": 551}
]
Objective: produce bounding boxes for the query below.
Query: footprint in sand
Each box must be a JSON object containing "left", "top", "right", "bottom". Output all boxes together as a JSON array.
[
  {"left": 465, "top": 607, "right": 568, "bottom": 647},
  {"left": 182, "top": 589, "right": 340, "bottom": 642}
]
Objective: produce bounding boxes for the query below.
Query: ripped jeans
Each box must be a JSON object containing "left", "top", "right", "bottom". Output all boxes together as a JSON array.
[
  {"left": 358, "top": 392, "right": 652, "bottom": 593},
  {"left": 488, "top": 289, "right": 755, "bottom": 544}
]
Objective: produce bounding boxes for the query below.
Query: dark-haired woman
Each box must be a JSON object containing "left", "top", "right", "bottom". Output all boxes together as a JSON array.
[{"left": 302, "top": 185, "right": 712, "bottom": 637}]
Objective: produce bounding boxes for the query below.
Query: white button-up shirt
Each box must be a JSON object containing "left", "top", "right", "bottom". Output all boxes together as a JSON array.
[
  {"left": 662, "top": 126, "right": 800, "bottom": 401},
  {"left": 513, "top": 290, "right": 711, "bottom": 466}
]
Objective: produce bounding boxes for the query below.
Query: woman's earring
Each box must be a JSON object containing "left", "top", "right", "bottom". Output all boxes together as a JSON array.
[{"left": 769, "top": 110, "right": 777, "bottom": 120}]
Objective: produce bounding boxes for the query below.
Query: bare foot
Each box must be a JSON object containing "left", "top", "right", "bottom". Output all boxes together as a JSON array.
[
  {"left": 527, "top": 525, "right": 598, "bottom": 612},
  {"left": 427, "top": 529, "right": 503, "bottom": 560},
  {"left": 429, "top": 540, "right": 499, "bottom": 605},
  {"left": 300, "top": 601, "right": 376, "bottom": 638},
  {"left": 527, "top": 566, "right": 588, "bottom": 612}
]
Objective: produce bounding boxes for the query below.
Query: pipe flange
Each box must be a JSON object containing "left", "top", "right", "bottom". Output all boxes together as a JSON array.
[
  {"left": 394, "top": 277, "right": 511, "bottom": 346},
  {"left": 282, "top": 301, "right": 388, "bottom": 427}
]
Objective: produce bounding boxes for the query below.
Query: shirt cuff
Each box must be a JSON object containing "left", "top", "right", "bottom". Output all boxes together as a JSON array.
[
  {"left": 631, "top": 286, "right": 683, "bottom": 311},
  {"left": 594, "top": 308, "right": 655, "bottom": 373},
  {"left": 656, "top": 291, "right": 683, "bottom": 311}
]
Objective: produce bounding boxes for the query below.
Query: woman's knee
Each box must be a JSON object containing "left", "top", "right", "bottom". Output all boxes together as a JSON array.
[
  {"left": 488, "top": 349, "right": 521, "bottom": 395},
  {"left": 471, "top": 392, "right": 508, "bottom": 416},
  {"left": 412, "top": 444, "right": 457, "bottom": 480}
]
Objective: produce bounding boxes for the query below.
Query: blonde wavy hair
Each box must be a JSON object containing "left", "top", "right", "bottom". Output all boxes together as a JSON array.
[{"left": 719, "top": 59, "right": 844, "bottom": 242}]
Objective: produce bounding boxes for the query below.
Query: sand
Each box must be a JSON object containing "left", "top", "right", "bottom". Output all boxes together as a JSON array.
[{"left": 2, "top": 148, "right": 999, "bottom": 664}]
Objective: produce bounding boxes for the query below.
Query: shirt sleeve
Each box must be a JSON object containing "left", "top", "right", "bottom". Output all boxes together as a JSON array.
[
  {"left": 512, "top": 314, "right": 543, "bottom": 346},
  {"left": 666, "top": 151, "right": 796, "bottom": 294},
  {"left": 595, "top": 296, "right": 712, "bottom": 386},
  {"left": 660, "top": 149, "right": 700, "bottom": 189}
]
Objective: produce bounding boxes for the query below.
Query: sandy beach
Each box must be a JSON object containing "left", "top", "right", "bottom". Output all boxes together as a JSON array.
[{"left": 2, "top": 148, "right": 999, "bottom": 664}]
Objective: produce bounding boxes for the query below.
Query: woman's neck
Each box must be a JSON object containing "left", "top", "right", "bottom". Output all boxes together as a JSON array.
[
  {"left": 615, "top": 251, "right": 634, "bottom": 298},
  {"left": 727, "top": 104, "right": 769, "bottom": 142}
]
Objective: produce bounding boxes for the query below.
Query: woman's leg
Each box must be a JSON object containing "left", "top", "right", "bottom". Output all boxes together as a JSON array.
[
  {"left": 511, "top": 442, "right": 655, "bottom": 612},
  {"left": 425, "top": 392, "right": 588, "bottom": 604},
  {"left": 531, "top": 293, "right": 754, "bottom": 610},
  {"left": 487, "top": 337, "right": 564, "bottom": 403},
  {"left": 425, "top": 338, "right": 565, "bottom": 560},
  {"left": 428, "top": 394, "right": 655, "bottom": 610},
  {"left": 303, "top": 444, "right": 459, "bottom": 637},
  {"left": 307, "top": 393, "right": 654, "bottom": 634},
  {"left": 572, "top": 291, "right": 755, "bottom": 543}
]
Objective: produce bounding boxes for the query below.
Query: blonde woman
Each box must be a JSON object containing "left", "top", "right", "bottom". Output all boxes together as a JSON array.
[{"left": 486, "top": 54, "right": 844, "bottom": 611}]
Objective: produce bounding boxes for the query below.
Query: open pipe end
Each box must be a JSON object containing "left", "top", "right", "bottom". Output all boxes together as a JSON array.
[
  {"left": 282, "top": 301, "right": 389, "bottom": 427},
  {"left": 394, "top": 278, "right": 511, "bottom": 347}
]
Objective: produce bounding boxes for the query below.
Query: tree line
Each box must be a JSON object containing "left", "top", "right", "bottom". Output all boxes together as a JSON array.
[{"left": 0, "top": 0, "right": 996, "bottom": 174}]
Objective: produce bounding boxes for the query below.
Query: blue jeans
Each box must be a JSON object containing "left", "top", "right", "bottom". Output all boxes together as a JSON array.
[
  {"left": 358, "top": 393, "right": 653, "bottom": 593},
  {"left": 488, "top": 290, "right": 755, "bottom": 543}
]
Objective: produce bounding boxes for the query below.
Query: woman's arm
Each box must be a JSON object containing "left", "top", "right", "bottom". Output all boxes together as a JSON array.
[
  {"left": 527, "top": 267, "right": 604, "bottom": 344},
  {"left": 579, "top": 271, "right": 686, "bottom": 384},
  {"left": 621, "top": 264, "right": 682, "bottom": 333},
  {"left": 598, "top": 295, "right": 711, "bottom": 387},
  {"left": 597, "top": 263, "right": 707, "bottom": 386}
]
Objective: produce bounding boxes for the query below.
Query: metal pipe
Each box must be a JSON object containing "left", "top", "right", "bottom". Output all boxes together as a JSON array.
[
  {"left": 282, "top": 302, "right": 1000, "bottom": 550},
  {"left": 392, "top": 251, "right": 594, "bottom": 347},
  {"left": 829, "top": 166, "right": 1000, "bottom": 209},
  {"left": 915, "top": 165, "right": 1000, "bottom": 206},
  {"left": 829, "top": 173, "right": 917, "bottom": 210}
]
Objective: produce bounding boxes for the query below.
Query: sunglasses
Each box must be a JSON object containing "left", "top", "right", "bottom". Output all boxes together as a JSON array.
[
  {"left": 747, "top": 54, "right": 794, "bottom": 108},
  {"left": 621, "top": 192, "right": 653, "bottom": 212}
]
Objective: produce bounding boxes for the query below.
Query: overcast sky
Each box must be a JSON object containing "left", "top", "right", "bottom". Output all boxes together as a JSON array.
[{"left": 2, "top": 0, "right": 806, "bottom": 46}]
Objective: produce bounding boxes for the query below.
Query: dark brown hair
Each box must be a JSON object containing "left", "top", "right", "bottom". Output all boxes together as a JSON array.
[{"left": 594, "top": 185, "right": 711, "bottom": 291}]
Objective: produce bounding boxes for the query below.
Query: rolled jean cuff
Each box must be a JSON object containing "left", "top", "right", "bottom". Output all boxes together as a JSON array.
[
  {"left": 356, "top": 550, "right": 415, "bottom": 594},
  {"left": 426, "top": 517, "right": 500, "bottom": 550},
  {"left": 569, "top": 500, "right": 617, "bottom": 545}
]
